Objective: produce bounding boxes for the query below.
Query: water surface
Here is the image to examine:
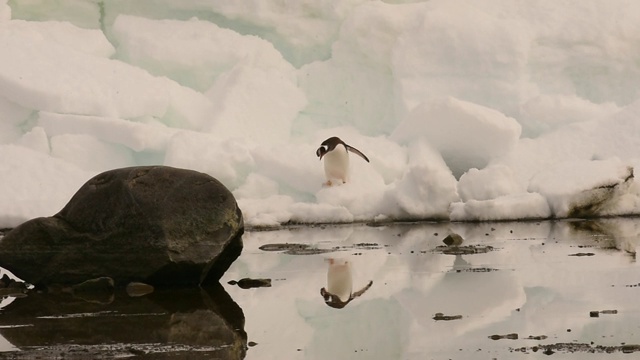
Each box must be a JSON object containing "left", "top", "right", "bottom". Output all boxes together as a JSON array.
[{"left": 1, "top": 218, "right": 639, "bottom": 359}]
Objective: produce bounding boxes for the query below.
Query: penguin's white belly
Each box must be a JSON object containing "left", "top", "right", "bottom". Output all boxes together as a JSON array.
[{"left": 323, "top": 145, "right": 349, "bottom": 183}]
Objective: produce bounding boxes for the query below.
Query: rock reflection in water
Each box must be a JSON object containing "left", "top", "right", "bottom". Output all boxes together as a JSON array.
[
  {"left": 321, "top": 258, "right": 373, "bottom": 309},
  {"left": 0, "top": 284, "right": 246, "bottom": 359}
]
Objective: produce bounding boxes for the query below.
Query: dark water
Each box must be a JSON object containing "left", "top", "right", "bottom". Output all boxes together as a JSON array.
[
  {"left": 1, "top": 218, "right": 640, "bottom": 359},
  {"left": 0, "top": 285, "right": 246, "bottom": 359}
]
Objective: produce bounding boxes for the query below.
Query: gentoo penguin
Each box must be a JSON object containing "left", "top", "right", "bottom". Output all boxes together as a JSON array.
[
  {"left": 320, "top": 258, "right": 373, "bottom": 309},
  {"left": 316, "top": 136, "right": 369, "bottom": 186}
]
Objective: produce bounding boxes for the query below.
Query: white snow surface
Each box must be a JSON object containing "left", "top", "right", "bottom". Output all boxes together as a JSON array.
[{"left": 1, "top": 0, "right": 640, "bottom": 228}]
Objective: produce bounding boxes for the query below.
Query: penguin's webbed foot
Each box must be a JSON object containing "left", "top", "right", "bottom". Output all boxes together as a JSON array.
[{"left": 323, "top": 179, "right": 347, "bottom": 187}]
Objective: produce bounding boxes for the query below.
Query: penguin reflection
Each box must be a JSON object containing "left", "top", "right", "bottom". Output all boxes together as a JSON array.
[{"left": 320, "top": 258, "right": 373, "bottom": 309}]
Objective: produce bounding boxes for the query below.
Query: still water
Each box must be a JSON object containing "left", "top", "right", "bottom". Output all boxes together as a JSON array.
[{"left": 0, "top": 218, "right": 639, "bottom": 359}]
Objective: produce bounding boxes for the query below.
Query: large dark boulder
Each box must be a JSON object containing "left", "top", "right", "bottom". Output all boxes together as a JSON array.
[{"left": 0, "top": 166, "right": 244, "bottom": 288}]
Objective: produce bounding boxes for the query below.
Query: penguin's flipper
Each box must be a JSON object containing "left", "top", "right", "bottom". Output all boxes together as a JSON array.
[
  {"left": 345, "top": 145, "right": 370, "bottom": 163},
  {"left": 350, "top": 280, "right": 373, "bottom": 300}
]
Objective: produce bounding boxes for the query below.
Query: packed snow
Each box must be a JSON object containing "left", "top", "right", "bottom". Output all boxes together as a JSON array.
[{"left": 1, "top": 0, "right": 640, "bottom": 229}]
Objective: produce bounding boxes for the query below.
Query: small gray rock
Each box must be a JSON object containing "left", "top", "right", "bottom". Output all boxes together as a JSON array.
[{"left": 442, "top": 233, "right": 464, "bottom": 247}]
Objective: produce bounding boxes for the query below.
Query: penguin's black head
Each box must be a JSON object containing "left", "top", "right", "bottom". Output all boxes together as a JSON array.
[
  {"left": 320, "top": 287, "right": 349, "bottom": 309},
  {"left": 316, "top": 137, "right": 343, "bottom": 160},
  {"left": 316, "top": 145, "right": 328, "bottom": 159}
]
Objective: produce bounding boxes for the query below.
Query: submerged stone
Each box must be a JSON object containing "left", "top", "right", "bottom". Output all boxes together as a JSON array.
[
  {"left": 72, "top": 277, "right": 115, "bottom": 294},
  {"left": 71, "top": 277, "right": 115, "bottom": 304},
  {"left": 0, "top": 166, "right": 244, "bottom": 288},
  {"left": 126, "top": 282, "right": 155, "bottom": 297}
]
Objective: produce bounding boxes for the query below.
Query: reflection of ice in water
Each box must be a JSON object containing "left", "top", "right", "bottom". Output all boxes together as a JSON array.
[
  {"left": 559, "top": 218, "right": 640, "bottom": 255},
  {"left": 0, "top": 269, "right": 26, "bottom": 352},
  {"left": 225, "top": 220, "right": 640, "bottom": 359},
  {"left": 0, "top": 334, "right": 17, "bottom": 353},
  {"left": 0, "top": 297, "right": 16, "bottom": 311},
  {"left": 0, "top": 260, "right": 22, "bottom": 351},
  {"left": 321, "top": 258, "right": 372, "bottom": 309},
  {"left": 0, "top": 294, "right": 20, "bottom": 352}
]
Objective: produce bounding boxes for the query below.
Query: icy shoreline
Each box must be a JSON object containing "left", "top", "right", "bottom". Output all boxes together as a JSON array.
[{"left": 2, "top": 208, "right": 640, "bottom": 235}]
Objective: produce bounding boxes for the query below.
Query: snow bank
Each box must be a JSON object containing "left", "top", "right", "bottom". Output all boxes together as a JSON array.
[
  {"left": 297, "top": 1, "right": 426, "bottom": 135},
  {"left": 2, "top": 19, "right": 114, "bottom": 57},
  {"left": 518, "top": 94, "right": 619, "bottom": 138},
  {"left": 165, "top": 132, "right": 254, "bottom": 189},
  {"left": 382, "top": 140, "right": 459, "bottom": 220},
  {"left": 205, "top": 64, "right": 307, "bottom": 145},
  {"left": 206, "top": 0, "right": 368, "bottom": 66},
  {"left": 0, "top": 0, "right": 9, "bottom": 22},
  {"left": 0, "top": 30, "right": 168, "bottom": 119},
  {"left": 450, "top": 193, "right": 551, "bottom": 222},
  {"left": 111, "top": 15, "right": 307, "bottom": 143},
  {"left": 8, "top": 0, "right": 100, "bottom": 29},
  {"left": 37, "top": 112, "right": 178, "bottom": 152},
  {"left": 529, "top": 159, "right": 634, "bottom": 218},
  {"left": 391, "top": 97, "right": 522, "bottom": 177},
  {"left": 2, "top": 0, "right": 640, "bottom": 228},
  {"left": 0, "top": 97, "right": 30, "bottom": 144},
  {"left": 111, "top": 15, "right": 296, "bottom": 92},
  {"left": 50, "top": 133, "right": 135, "bottom": 172},
  {"left": 392, "top": 1, "right": 532, "bottom": 116},
  {"left": 457, "top": 165, "right": 524, "bottom": 202},
  {"left": 0, "top": 145, "right": 93, "bottom": 226}
]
